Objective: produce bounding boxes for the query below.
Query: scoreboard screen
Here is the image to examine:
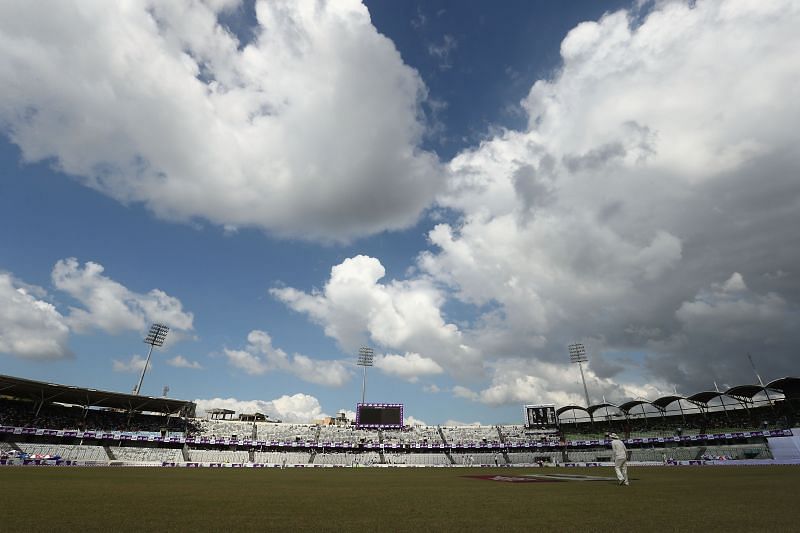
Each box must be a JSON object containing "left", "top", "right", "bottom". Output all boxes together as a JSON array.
[
  {"left": 356, "top": 403, "right": 403, "bottom": 428},
  {"left": 525, "top": 404, "right": 558, "bottom": 429}
]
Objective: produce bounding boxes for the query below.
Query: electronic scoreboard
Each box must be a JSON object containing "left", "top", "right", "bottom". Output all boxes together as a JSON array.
[
  {"left": 524, "top": 404, "right": 558, "bottom": 429},
  {"left": 356, "top": 403, "right": 403, "bottom": 428}
]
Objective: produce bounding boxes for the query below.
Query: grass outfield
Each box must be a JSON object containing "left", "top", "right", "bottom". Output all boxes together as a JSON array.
[{"left": 1, "top": 466, "right": 798, "bottom": 532}]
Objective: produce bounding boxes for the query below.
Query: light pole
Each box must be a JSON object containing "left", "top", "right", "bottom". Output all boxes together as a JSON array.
[
  {"left": 134, "top": 323, "right": 169, "bottom": 395},
  {"left": 568, "top": 343, "right": 591, "bottom": 408},
  {"left": 357, "top": 346, "right": 374, "bottom": 405}
]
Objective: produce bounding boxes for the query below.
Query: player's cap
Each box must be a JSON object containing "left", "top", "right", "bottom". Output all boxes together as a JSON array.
[{"left": 608, "top": 433, "right": 619, "bottom": 439}]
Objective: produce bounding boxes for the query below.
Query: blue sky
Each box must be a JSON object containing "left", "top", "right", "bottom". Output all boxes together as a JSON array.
[{"left": 1, "top": 0, "right": 799, "bottom": 424}]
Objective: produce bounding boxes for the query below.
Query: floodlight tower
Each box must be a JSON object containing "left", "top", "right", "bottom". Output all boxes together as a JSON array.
[
  {"left": 357, "top": 346, "right": 374, "bottom": 405},
  {"left": 134, "top": 323, "right": 170, "bottom": 395},
  {"left": 568, "top": 343, "right": 592, "bottom": 408}
]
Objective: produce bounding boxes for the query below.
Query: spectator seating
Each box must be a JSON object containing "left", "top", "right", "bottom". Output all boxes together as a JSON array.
[
  {"left": 253, "top": 451, "right": 311, "bottom": 464},
  {"left": 440, "top": 425, "right": 501, "bottom": 446},
  {"left": 188, "top": 449, "right": 249, "bottom": 463},
  {"left": 111, "top": 446, "right": 183, "bottom": 463},
  {"left": 15, "top": 443, "right": 108, "bottom": 461}
]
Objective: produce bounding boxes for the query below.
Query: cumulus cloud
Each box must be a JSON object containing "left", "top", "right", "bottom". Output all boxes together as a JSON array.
[
  {"left": 403, "top": 415, "right": 429, "bottom": 427},
  {"left": 374, "top": 352, "right": 444, "bottom": 382},
  {"left": 443, "top": 420, "right": 481, "bottom": 427},
  {"left": 0, "top": 0, "right": 443, "bottom": 241},
  {"left": 52, "top": 258, "right": 193, "bottom": 335},
  {"left": 225, "top": 330, "right": 351, "bottom": 387},
  {"left": 272, "top": 255, "right": 483, "bottom": 377},
  {"left": 167, "top": 355, "right": 203, "bottom": 370},
  {"left": 0, "top": 273, "right": 71, "bottom": 359},
  {"left": 417, "top": 0, "right": 800, "bottom": 398},
  {"left": 455, "top": 359, "right": 667, "bottom": 408},
  {"left": 194, "top": 394, "right": 326, "bottom": 423},
  {"left": 112, "top": 354, "right": 151, "bottom": 373},
  {"left": 0, "top": 260, "right": 194, "bottom": 360}
]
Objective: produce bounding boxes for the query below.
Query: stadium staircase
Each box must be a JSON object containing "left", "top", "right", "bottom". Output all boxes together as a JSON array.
[
  {"left": 695, "top": 446, "right": 707, "bottom": 460},
  {"left": 495, "top": 425, "right": 505, "bottom": 443},
  {"left": 495, "top": 426, "right": 511, "bottom": 464},
  {"left": 1, "top": 442, "right": 22, "bottom": 453},
  {"left": 104, "top": 445, "right": 116, "bottom": 460},
  {"left": 443, "top": 450, "right": 456, "bottom": 465},
  {"left": 437, "top": 426, "right": 448, "bottom": 446},
  {"left": 378, "top": 430, "right": 386, "bottom": 464},
  {"left": 182, "top": 445, "right": 190, "bottom": 462},
  {"left": 308, "top": 449, "right": 317, "bottom": 464}
]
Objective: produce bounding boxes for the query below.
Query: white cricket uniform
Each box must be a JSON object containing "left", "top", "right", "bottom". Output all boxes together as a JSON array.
[{"left": 611, "top": 438, "right": 629, "bottom": 485}]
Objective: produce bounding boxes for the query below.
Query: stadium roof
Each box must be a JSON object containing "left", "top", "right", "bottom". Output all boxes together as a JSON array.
[
  {"left": 765, "top": 377, "right": 800, "bottom": 398},
  {"left": 724, "top": 384, "right": 771, "bottom": 399},
  {"left": 685, "top": 391, "right": 726, "bottom": 405},
  {"left": 0, "top": 374, "right": 194, "bottom": 416},
  {"left": 556, "top": 405, "right": 589, "bottom": 416},
  {"left": 586, "top": 403, "right": 623, "bottom": 415},
  {"left": 651, "top": 395, "right": 687, "bottom": 410},
  {"left": 617, "top": 399, "right": 655, "bottom": 413}
]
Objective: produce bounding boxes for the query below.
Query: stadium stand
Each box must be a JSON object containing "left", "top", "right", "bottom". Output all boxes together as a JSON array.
[
  {"left": 255, "top": 423, "right": 318, "bottom": 443},
  {"left": 15, "top": 443, "right": 108, "bottom": 462},
  {"left": 440, "top": 425, "right": 501, "bottom": 446},
  {"left": 111, "top": 447, "right": 183, "bottom": 463},
  {"left": 253, "top": 451, "right": 311, "bottom": 465},
  {"left": 314, "top": 451, "right": 381, "bottom": 466},
  {"left": 317, "top": 426, "right": 379, "bottom": 446},
  {"left": 451, "top": 452, "right": 505, "bottom": 465},
  {"left": 2, "top": 373, "right": 799, "bottom": 467},
  {"left": 188, "top": 449, "right": 250, "bottom": 463},
  {"left": 506, "top": 451, "right": 563, "bottom": 464},
  {"left": 385, "top": 452, "right": 450, "bottom": 466}
]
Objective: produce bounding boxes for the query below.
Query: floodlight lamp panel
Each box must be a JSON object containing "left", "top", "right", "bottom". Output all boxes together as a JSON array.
[
  {"left": 568, "top": 342, "right": 588, "bottom": 363},
  {"left": 144, "top": 323, "right": 170, "bottom": 346}
]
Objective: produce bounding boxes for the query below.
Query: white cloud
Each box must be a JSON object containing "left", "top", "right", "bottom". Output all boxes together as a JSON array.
[
  {"left": 443, "top": 420, "right": 481, "bottom": 427},
  {"left": 417, "top": 0, "right": 800, "bottom": 395},
  {"left": 0, "top": 273, "right": 70, "bottom": 359},
  {"left": 374, "top": 352, "right": 444, "bottom": 382},
  {"left": 52, "top": 258, "right": 194, "bottom": 334},
  {"left": 262, "top": 0, "right": 800, "bottom": 404},
  {"left": 225, "top": 348, "right": 270, "bottom": 376},
  {"left": 452, "top": 385, "right": 478, "bottom": 401},
  {"left": 272, "top": 255, "right": 483, "bottom": 377},
  {"left": 225, "top": 330, "right": 351, "bottom": 387},
  {"left": 194, "top": 394, "right": 325, "bottom": 423},
  {"left": 455, "top": 359, "right": 667, "bottom": 408},
  {"left": 167, "top": 355, "right": 203, "bottom": 370},
  {"left": 0, "top": 0, "right": 443, "bottom": 241},
  {"left": 403, "top": 415, "right": 428, "bottom": 427},
  {"left": 112, "top": 354, "right": 151, "bottom": 373}
]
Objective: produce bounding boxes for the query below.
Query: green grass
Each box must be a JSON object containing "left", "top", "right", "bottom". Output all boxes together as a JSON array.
[{"left": 1, "top": 466, "right": 798, "bottom": 532}]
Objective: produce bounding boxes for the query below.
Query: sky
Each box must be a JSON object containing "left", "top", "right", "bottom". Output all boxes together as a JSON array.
[{"left": 1, "top": 0, "right": 799, "bottom": 425}]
